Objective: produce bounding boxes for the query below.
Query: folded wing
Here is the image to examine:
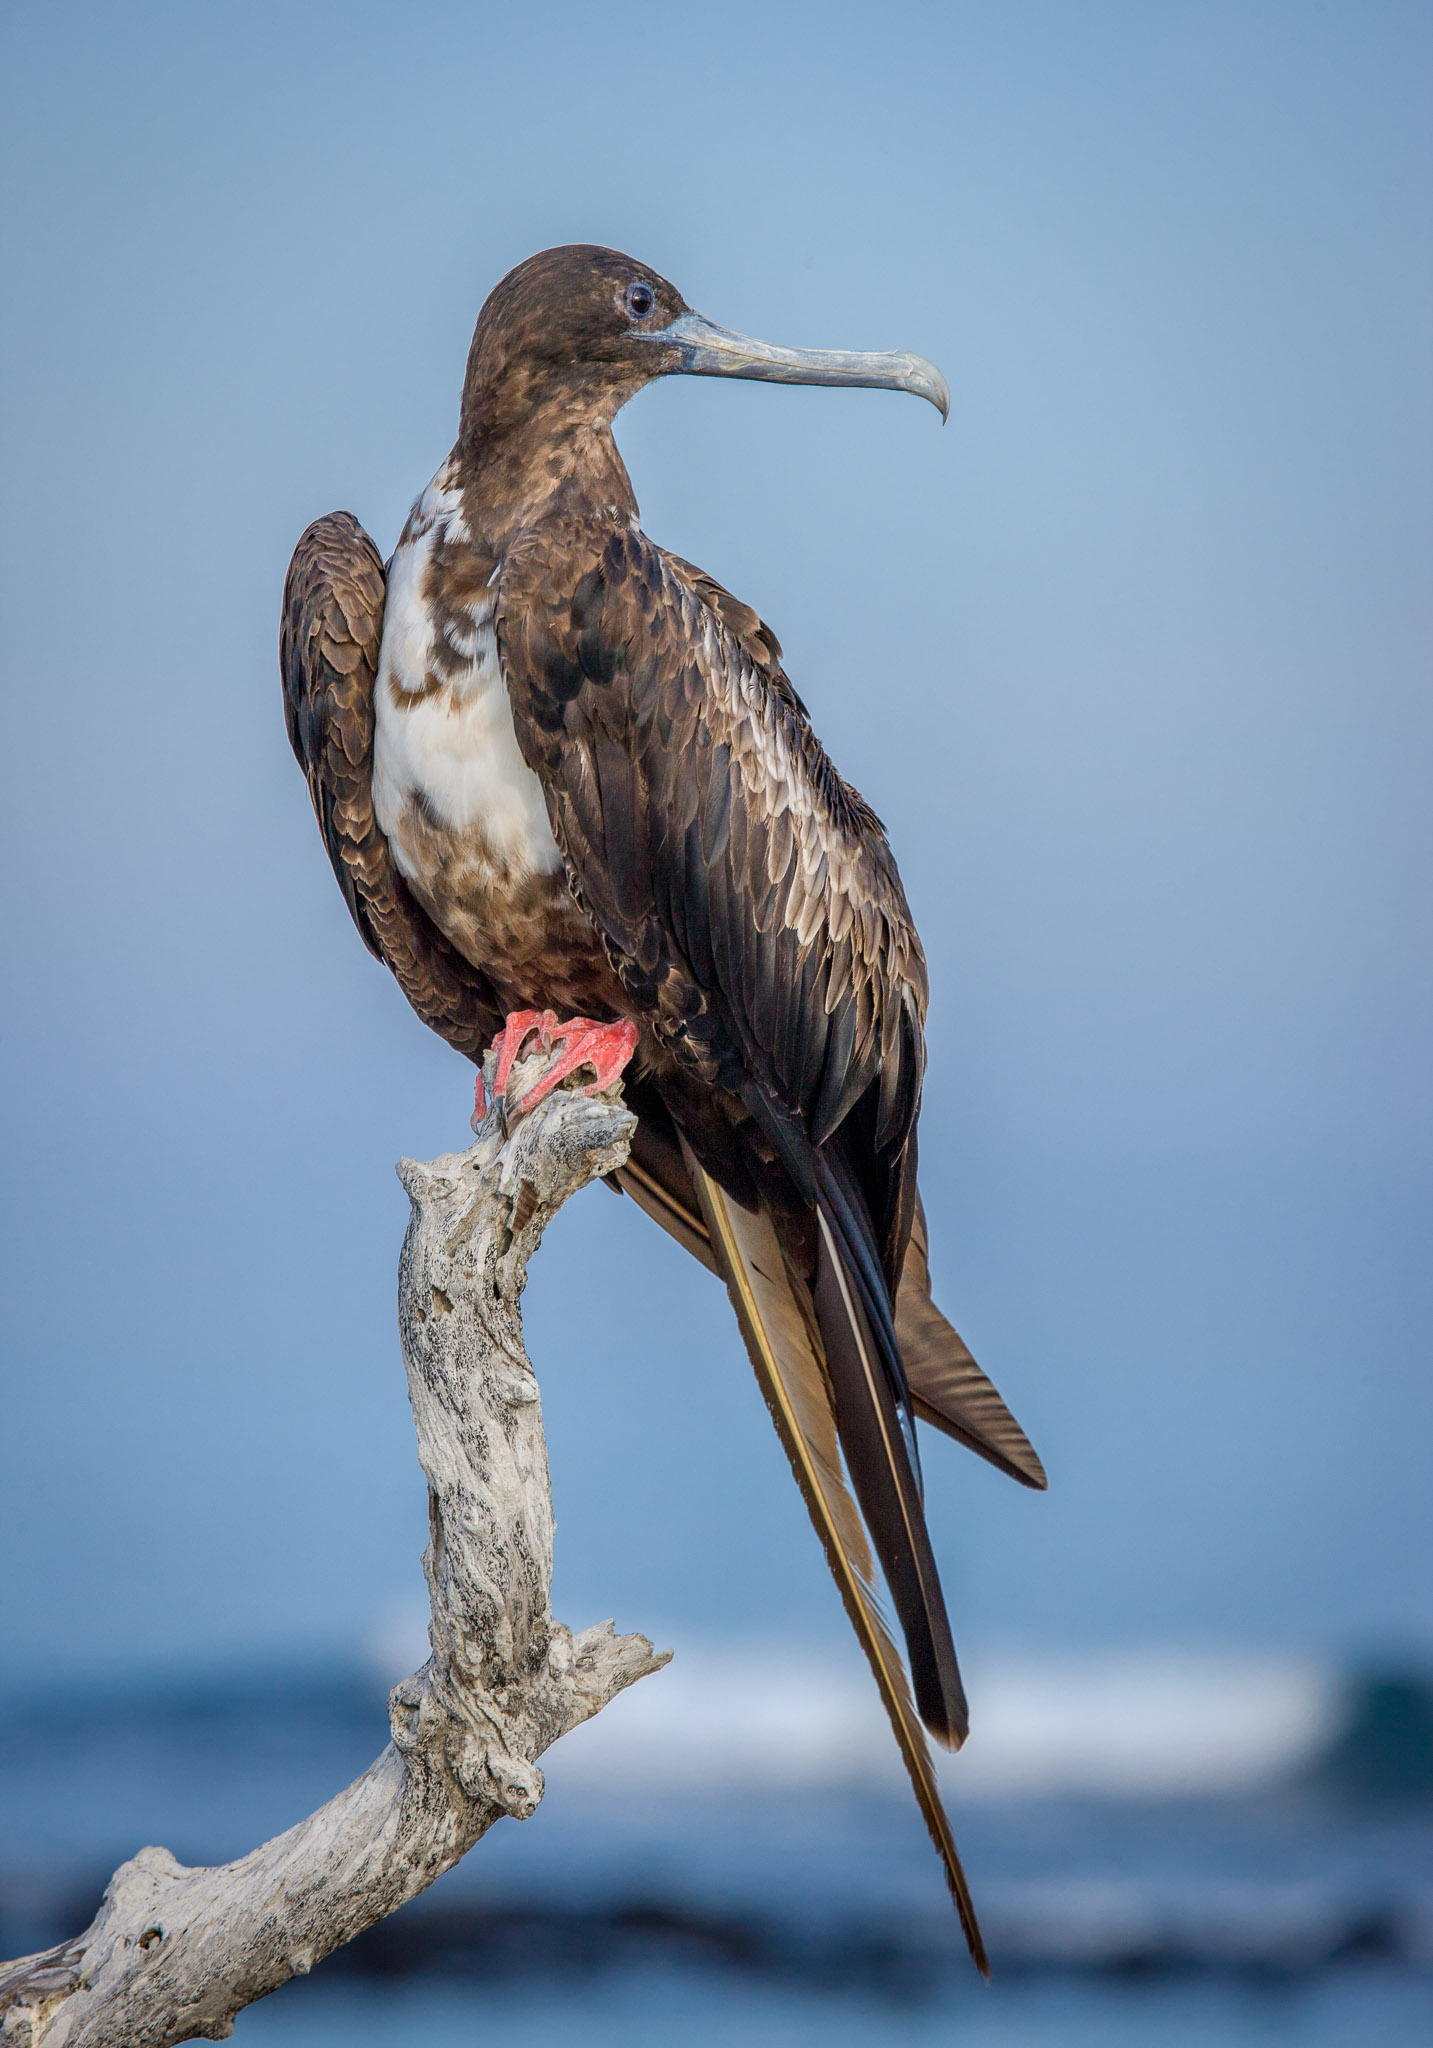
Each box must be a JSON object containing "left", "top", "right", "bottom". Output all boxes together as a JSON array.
[{"left": 280, "top": 512, "right": 504, "bottom": 1056}]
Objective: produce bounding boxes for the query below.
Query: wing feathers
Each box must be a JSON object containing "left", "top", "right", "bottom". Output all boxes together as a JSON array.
[
  {"left": 496, "top": 522, "right": 927, "bottom": 1222},
  {"left": 280, "top": 512, "right": 504, "bottom": 1063}
]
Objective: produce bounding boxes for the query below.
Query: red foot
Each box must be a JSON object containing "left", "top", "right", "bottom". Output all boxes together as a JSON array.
[
  {"left": 521, "top": 1014, "right": 640, "bottom": 1112},
  {"left": 472, "top": 1010, "right": 639, "bottom": 1129},
  {"left": 491, "top": 1009, "right": 551, "bottom": 1100}
]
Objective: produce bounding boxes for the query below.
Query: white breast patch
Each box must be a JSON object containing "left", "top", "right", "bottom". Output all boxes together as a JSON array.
[{"left": 372, "top": 471, "right": 563, "bottom": 884}]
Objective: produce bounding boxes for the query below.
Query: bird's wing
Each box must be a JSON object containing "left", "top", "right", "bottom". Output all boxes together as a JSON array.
[
  {"left": 688, "top": 1153, "right": 987, "bottom": 1975},
  {"left": 659, "top": 551, "right": 793, "bottom": 695},
  {"left": 280, "top": 512, "right": 504, "bottom": 1059},
  {"left": 617, "top": 559, "right": 1046, "bottom": 1491},
  {"left": 497, "top": 518, "right": 972, "bottom": 1753},
  {"left": 496, "top": 517, "right": 928, "bottom": 1214}
]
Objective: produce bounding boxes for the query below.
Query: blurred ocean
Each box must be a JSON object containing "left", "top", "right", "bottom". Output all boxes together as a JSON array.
[{"left": 2, "top": 1643, "right": 1430, "bottom": 2046}]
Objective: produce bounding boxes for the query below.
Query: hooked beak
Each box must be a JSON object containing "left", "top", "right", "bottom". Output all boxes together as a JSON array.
[{"left": 634, "top": 310, "right": 950, "bottom": 422}]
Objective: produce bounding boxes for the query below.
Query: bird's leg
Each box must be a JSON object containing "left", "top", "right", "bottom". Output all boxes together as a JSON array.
[
  {"left": 472, "top": 1011, "right": 639, "bottom": 1130},
  {"left": 516, "top": 1015, "right": 640, "bottom": 1113}
]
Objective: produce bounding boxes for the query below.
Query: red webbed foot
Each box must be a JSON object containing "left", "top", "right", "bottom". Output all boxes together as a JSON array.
[
  {"left": 472, "top": 1011, "right": 639, "bottom": 1130},
  {"left": 518, "top": 1014, "right": 640, "bottom": 1112}
]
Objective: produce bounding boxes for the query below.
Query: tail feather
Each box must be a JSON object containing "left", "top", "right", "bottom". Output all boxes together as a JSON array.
[
  {"left": 898, "top": 1198, "right": 1047, "bottom": 1490},
  {"left": 685, "top": 1152, "right": 989, "bottom": 1976},
  {"left": 812, "top": 1158, "right": 968, "bottom": 1749},
  {"left": 613, "top": 1112, "right": 1045, "bottom": 1490}
]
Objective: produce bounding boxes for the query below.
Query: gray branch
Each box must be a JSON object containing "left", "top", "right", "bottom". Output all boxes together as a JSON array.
[{"left": 0, "top": 1051, "right": 669, "bottom": 2046}]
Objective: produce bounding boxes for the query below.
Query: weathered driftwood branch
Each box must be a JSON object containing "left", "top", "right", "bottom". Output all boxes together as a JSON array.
[{"left": 0, "top": 1049, "right": 668, "bottom": 2046}]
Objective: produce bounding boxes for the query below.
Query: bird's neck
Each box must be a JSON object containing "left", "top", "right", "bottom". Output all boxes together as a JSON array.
[{"left": 456, "top": 386, "right": 640, "bottom": 548}]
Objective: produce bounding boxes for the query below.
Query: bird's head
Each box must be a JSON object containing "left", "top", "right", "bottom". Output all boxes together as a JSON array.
[{"left": 460, "top": 243, "right": 949, "bottom": 447}]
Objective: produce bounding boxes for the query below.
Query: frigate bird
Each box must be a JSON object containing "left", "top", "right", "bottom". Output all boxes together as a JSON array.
[{"left": 282, "top": 245, "right": 1044, "bottom": 1969}]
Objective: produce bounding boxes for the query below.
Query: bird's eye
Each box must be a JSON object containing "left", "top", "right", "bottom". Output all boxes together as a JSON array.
[{"left": 625, "top": 281, "right": 655, "bottom": 320}]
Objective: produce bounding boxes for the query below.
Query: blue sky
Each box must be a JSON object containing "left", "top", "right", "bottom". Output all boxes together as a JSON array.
[{"left": 1, "top": 0, "right": 1428, "bottom": 1682}]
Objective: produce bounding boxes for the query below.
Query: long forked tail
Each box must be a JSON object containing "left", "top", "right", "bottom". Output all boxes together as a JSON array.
[
  {"left": 612, "top": 1094, "right": 1045, "bottom": 1492},
  {"left": 684, "top": 1153, "right": 990, "bottom": 1976}
]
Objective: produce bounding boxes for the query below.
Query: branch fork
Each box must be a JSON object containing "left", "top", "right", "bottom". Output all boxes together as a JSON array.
[{"left": 0, "top": 1044, "right": 667, "bottom": 2047}]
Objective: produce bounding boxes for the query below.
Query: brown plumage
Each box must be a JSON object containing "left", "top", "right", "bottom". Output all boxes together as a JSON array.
[
  {"left": 280, "top": 514, "right": 503, "bottom": 1061},
  {"left": 281, "top": 246, "right": 1045, "bottom": 1970}
]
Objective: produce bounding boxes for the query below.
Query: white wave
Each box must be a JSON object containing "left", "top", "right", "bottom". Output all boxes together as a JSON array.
[
  {"left": 365, "top": 1608, "right": 1340, "bottom": 1797},
  {"left": 550, "top": 1647, "right": 900, "bottom": 1791},
  {"left": 948, "top": 1650, "right": 1340, "bottom": 1796}
]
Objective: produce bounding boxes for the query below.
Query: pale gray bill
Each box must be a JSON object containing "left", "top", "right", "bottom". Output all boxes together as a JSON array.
[{"left": 636, "top": 310, "right": 950, "bottom": 420}]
